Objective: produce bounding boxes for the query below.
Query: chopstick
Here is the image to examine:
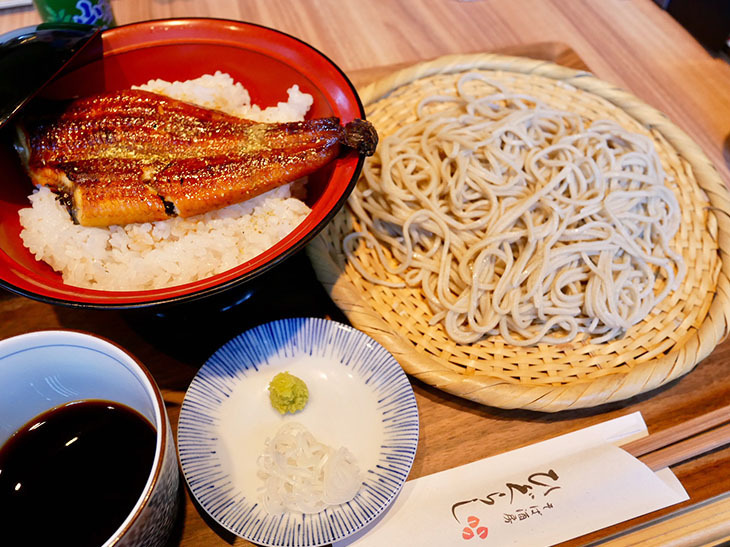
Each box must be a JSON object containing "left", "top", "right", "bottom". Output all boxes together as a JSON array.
[
  {"left": 636, "top": 423, "right": 730, "bottom": 471},
  {"left": 622, "top": 405, "right": 730, "bottom": 471}
]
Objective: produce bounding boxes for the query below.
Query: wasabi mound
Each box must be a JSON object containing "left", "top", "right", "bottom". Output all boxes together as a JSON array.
[{"left": 268, "top": 372, "right": 309, "bottom": 414}]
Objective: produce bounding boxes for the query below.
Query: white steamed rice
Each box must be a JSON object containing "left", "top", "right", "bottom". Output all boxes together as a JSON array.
[{"left": 18, "top": 72, "right": 314, "bottom": 291}]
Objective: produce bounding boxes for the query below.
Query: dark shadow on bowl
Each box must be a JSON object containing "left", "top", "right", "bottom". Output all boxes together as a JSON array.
[
  {"left": 0, "top": 23, "right": 103, "bottom": 129},
  {"left": 121, "top": 250, "right": 349, "bottom": 366}
]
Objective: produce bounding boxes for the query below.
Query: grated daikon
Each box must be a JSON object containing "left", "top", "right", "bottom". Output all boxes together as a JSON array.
[{"left": 257, "top": 422, "right": 363, "bottom": 514}]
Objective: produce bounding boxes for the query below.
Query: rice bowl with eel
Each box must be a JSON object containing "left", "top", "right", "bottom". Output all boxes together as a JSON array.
[{"left": 16, "top": 72, "right": 370, "bottom": 291}]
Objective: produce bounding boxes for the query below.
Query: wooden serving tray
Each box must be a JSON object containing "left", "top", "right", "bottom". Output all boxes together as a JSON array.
[
  {"left": 348, "top": 42, "right": 589, "bottom": 86},
  {"left": 1, "top": 42, "right": 729, "bottom": 546}
]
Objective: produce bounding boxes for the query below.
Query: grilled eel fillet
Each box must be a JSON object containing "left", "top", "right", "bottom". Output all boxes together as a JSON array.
[{"left": 15, "top": 89, "right": 377, "bottom": 227}]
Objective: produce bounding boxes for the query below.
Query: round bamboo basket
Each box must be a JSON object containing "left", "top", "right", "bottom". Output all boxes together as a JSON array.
[{"left": 307, "top": 53, "right": 730, "bottom": 412}]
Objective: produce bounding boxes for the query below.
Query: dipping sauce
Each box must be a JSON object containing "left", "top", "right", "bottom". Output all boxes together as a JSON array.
[{"left": 0, "top": 400, "right": 157, "bottom": 546}]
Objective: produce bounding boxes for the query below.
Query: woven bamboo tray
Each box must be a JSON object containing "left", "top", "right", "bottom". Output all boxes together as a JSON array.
[{"left": 307, "top": 53, "right": 730, "bottom": 412}]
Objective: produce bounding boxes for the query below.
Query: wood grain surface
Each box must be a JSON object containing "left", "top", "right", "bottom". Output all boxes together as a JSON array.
[{"left": 1, "top": 1, "right": 729, "bottom": 546}]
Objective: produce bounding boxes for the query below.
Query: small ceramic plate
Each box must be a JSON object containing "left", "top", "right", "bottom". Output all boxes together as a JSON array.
[{"left": 177, "top": 317, "right": 419, "bottom": 547}]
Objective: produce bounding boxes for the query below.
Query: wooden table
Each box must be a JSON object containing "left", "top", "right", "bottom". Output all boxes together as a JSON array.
[{"left": 2, "top": 1, "right": 730, "bottom": 545}]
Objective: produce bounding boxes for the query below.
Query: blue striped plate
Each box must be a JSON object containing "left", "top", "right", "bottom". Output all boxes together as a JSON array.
[{"left": 177, "top": 317, "right": 419, "bottom": 546}]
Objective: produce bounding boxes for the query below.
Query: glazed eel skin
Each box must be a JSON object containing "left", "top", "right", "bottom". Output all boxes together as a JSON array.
[{"left": 15, "top": 89, "right": 377, "bottom": 227}]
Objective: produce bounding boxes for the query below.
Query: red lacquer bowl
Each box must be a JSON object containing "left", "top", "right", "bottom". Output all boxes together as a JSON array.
[{"left": 0, "top": 18, "right": 365, "bottom": 308}]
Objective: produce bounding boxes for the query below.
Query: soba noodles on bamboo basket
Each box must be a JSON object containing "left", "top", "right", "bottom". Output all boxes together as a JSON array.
[
  {"left": 308, "top": 54, "right": 729, "bottom": 412},
  {"left": 348, "top": 73, "right": 684, "bottom": 346}
]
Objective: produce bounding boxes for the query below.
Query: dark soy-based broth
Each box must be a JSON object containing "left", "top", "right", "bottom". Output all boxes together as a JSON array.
[{"left": 0, "top": 400, "right": 157, "bottom": 546}]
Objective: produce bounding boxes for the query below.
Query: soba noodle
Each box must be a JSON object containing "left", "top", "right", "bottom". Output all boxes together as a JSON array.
[{"left": 345, "top": 73, "right": 685, "bottom": 346}]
